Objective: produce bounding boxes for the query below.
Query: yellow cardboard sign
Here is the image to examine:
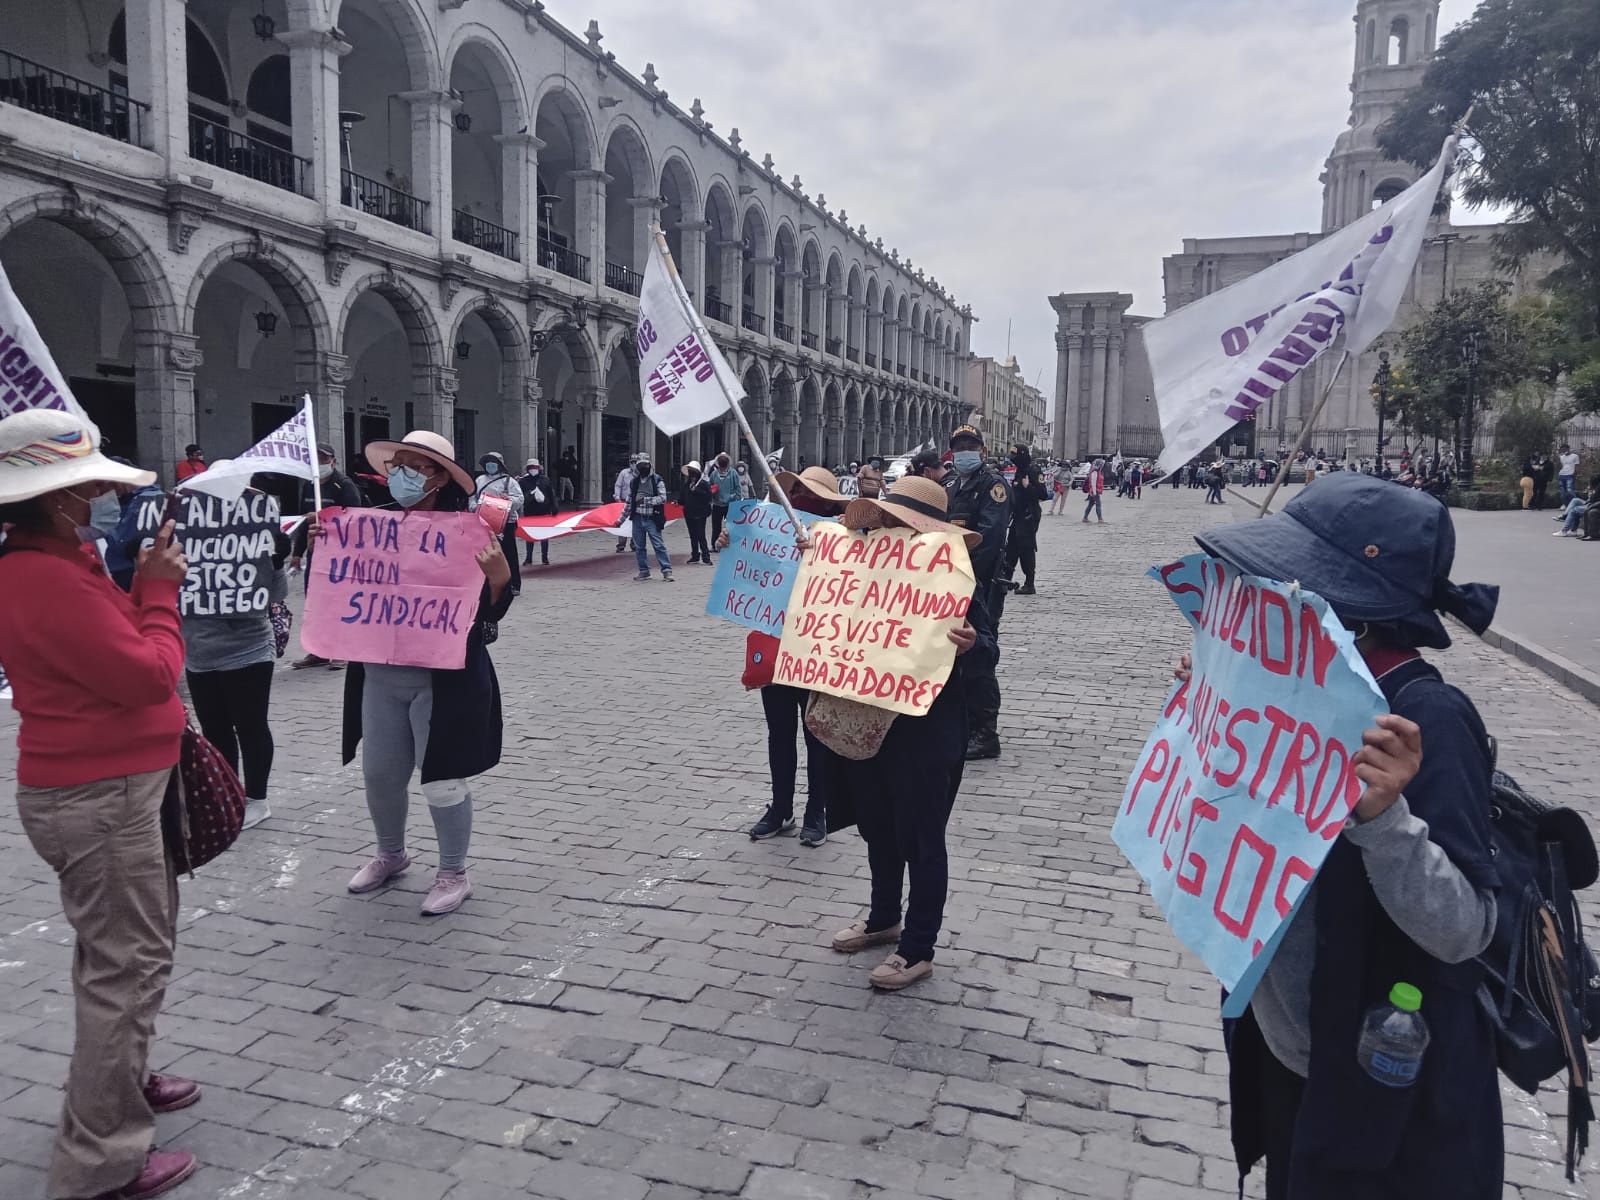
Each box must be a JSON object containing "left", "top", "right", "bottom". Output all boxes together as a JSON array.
[{"left": 774, "top": 521, "right": 976, "bottom": 716}]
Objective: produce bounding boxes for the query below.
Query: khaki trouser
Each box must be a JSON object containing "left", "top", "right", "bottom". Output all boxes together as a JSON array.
[{"left": 15, "top": 767, "right": 179, "bottom": 1200}]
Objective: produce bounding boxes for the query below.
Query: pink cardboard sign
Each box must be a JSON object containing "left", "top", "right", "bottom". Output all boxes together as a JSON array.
[{"left": 301, "top": 507, "right": 492, "bottom": 670}]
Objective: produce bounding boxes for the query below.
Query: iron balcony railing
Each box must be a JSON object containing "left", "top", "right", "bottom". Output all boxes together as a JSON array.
[
  {"left": 342, "top": 169, "right": 429, "bottom": 233},
  {"left": 911, "top": 368, "right": 921, "bottom": 381},
  {"left": 825, "top": 336, "right": 842, "bottom": 356},
  {"left": 801, "top": 331, "right": 819, "bottom": 350},
  {"left": 896, "top": 364, "right": 907, "bottom": 377},
  {"left": 0, "top": 49, "right": 147, "bottom": 146},
  {"left": 453, "top": 210, "right": 519, "bottom": 262},
  {"left": 191, "top": 115, "right": 309, "bottom": 195},
  {"left": 742, "top": 308, "right": 765, "bottom": 335},
  {"left": 537, "top": 237, "right": 590, "bottom": 283},
  {"left": 704, "top": 296, "right": 734, "bottom": 324},
  {"left": 846, "top": 345, "right": 860, "bottom": 363},
  {"left": 774, "top": 319, "right": 795, "bottom": 343},
  {"left": 604, "top": 260, "right": 643, "bottom": 295},
  {"left": 865, "top": 352, "right": 877, "bottom": 369}
]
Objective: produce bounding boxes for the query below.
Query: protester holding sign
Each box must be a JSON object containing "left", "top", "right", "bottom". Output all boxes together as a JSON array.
[
  {"left": 306, "top": 430, "right": 517, "bottom": 916},
  {"left": 0, "top": 409, "right": 201, "bottom": 1200},
  {"left": 1179, "top": 474, "right": 1503, "bottom": 1198},
  {"left": 797, "top": 477, "right": 983, "bottom": 991}
]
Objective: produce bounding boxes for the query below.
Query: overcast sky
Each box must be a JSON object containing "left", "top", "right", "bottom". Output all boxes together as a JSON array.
[{"left": 545, "top": 0, "right": 1488, "bottom": 393}]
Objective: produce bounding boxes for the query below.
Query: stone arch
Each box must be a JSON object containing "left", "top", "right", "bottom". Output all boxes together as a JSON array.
[
  {"left": 822, "top": 379, "right": 845, "bottom": 466},
  {"left": 843, "top": 383, "right": 862, "bottom": 464},
  {"left": 531, "top": 306, "right": 602, "bottom": 378},
  {"left": 739, "top": 199, "right": 772, "bottom": 257},
  {"left": 182, "top": 240, "right": 331, "bottom": 353},
  {"left": 531, "top": 77, "right": 599, "bottom": 171},
  {"left": 601, "top": 118, "right": 655, "bottom": 279},
  {"left": 658, "top": 151, "right": 701, "bottom": 282},
  {"left": 703, "top": 179, "right": 739, "bottom": 322},
  {"left": 443, "top": 26, "right": 530, "bottom": 127},
  {"left": 332, "top": 0, "right": 442, "bottom": 91},
  {"left": 338, "top": 269, "right": 442, "bottom": 377}
]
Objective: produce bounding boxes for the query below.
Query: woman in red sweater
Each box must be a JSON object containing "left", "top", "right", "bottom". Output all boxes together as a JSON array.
[{"left": 0, "top": 409, "right": 199, "bottom": 1200}]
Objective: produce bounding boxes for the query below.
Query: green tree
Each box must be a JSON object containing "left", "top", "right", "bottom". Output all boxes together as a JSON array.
[{"left": 1377, "top": 0, "right": 1600, "bottom": 406}]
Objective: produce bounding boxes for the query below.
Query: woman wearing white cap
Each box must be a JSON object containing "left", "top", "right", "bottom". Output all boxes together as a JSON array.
[
  {"left": 0, "top": 409, "right": 199, "bottom": 1200},
  {"left": 307, "top": 430, "right": 516, "bottom": 915}
]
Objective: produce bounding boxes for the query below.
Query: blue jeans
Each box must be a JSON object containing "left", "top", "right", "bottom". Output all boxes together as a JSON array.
[
  {"left": 1561, "top": 499, "right": 1587, "bottom": 531},
  {"left": 633, "top": 514, "right": 672, "bottom": 574},
  {"left": 1560, "top": 475, "right": 1576, "bottom": 505},
  {"left": 1082, "top": 493, "right": 1102, "bottom": 520}
]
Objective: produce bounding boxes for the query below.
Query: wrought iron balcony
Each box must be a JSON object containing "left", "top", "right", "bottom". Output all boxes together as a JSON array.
[
  {"left": 801, "top": 331, "right": 819, "bottom": 350},
  {"left": 774, "top": 319, "right": 795, "bottom": 343},
  {"left": 865, "top": 352, "right": 877, "bottom": 369},
  {"left": 537, "top": 237, "right": 590, "bottom": 283},
  {"left": 741, "top": 308, "right": 766, "bottom": 334},
  {"left": 897, "top": 364, "right": 907, "bottom": 377},
  {"left": 191, "top": 115, "right": 309, "bottom": 195},
  {"left": 342, "top": 169, "right": 430, "bottom": 233},
  {"left": 825, "top": 336, "right": 842, "bottom": 356},
  {"left": 705, "top": 296, "right": 734, "bottom": 324},
  {"left": 1, "top": 49, "right": 147, "bottom": 146},
  {"left": 604, "top": 260, "right": 643, "bottom": 295},
  {"left": 453, "top": 210, "right": 519, "bottom": 262},
  {"left": 911, "top": 368, "right": 921, "bottom": 382},
  {"left": 846, "top": 345, "right": 860, "bottom": 363}
]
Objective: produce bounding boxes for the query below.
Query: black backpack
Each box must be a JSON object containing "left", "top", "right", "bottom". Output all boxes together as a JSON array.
[{"left": 1480, "top": 745, "right": 1600, "bottom": 1180}]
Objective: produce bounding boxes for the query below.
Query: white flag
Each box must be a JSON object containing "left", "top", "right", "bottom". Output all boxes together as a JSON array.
[
  {"left": 1146, "top": 138, "right": 1454, "bottom": 474},
  {"left": 636, "top": 236, "right": 738, "bottom": 436},
  {"left": 179, "top": 395, "right": 317, "bottom": 501},
  {"left": 0, "top": 260, "right": 100, "bottom": 443}
]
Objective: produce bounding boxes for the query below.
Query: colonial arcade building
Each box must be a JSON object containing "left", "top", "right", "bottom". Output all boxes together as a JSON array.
[{"left": 0, "top": 0, "right": 975, "bottom": 500}]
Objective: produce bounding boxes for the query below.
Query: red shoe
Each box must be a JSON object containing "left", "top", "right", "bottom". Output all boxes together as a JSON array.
[
  {"left": 95, "top": 1150, "right": 197, "bottom": 1199},
  {"left": 143, "top": 1074, "right": 201, "bottom": 1114}
]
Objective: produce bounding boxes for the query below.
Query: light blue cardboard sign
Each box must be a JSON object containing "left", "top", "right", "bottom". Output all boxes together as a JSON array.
[
  {"left": 1113, "top": 553, "right": 1387, "bottom": 1018},
  {"left": 704, "top": 500, "right": 821, "bottom": 637}
]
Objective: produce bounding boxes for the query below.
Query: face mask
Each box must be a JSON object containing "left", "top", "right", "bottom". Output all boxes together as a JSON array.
[
  {"left": 482, "top": 461, "right": 500, "bottom": 475},
  {"left": 717, "top": 459, "right": 730, "bottom": 470},
  {"left": 387, "top": 465, "right": 430, "bottom": 508},
  {"left": 317, "top": 463, "right": 333, "bottom": 481},
  {"left": 953, "top": 450, "right": 982, "bottom": 474},
  {"left": 58, "top": 488, "right": 106, "bottom": 543},
  {"left": 636, "top": 462, "right": 651, "bottom": 475},
  {"left": 88, "top": 489, "right": 122, "bottom": 534}
]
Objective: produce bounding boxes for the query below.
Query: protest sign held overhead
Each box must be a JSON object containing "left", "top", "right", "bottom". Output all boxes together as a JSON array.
[
  {"left": 0, "top": 261, "right": 98, "bottom": 441},
  {"left": 1113, "top": 554, "right": 1386, "bottom": 1015},
  {"left": 301, "top": 507, "right": 493, "bottom": 670},
  {"left": 1143, "top": 137, "right": 1453, "bottom": 475},
  {"left": 705, "top": 500, "right": 823, "bottom": 638},
  {"left": 134, "top": 491, "right": 280, "bottom": 618},
  {"left": 636, "top": 232, "right": 738, "bottom": 436},
  {"left": 775, "top": 522, "right": 975, "bottom": 717},
  {"left": 179, "top": 396, "right": 318, "bottom": 502}
]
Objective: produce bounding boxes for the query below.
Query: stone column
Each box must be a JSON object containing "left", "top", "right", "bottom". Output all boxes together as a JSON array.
[
  {"left": 1064, "top": 311, "right": 1085, "bottom": 458},
  {"left": 296, "top": 348, "right": 349, "bottom": 463},
  {"left": 570, "top": 170, "right": 610, "bottom": 290},
  {"left": 1105, "top": 329, "right": 1125, "bottom": 455},
  {"left": 494, "top": 132, "right": 543, "bottom": 267},
  {"left": 509, "top": 376, "right": 542, "bottom": 470},
  {"left": 136, "top": 331, "right": 200, "bottom": 485},
  {"left": 399, "top": 89, "right": 456, "bottom": 243},
  {"left": 278, "top": 28, "right": 349, "bottom": 209},
  {"left": 124, "top": 0, "right": 188, "bottom": 162},
  {"left": 750, "top": 256, "right": 777, "bottom": 329},
  {"left": 677, "top": 219, "right": 710, "bottom": 310},
  {"left": 412, "top": 365, "right": 457, "bottom": 440},
  {"left": 714, "top": 240, "right": 744, "bottom": 321},
  {"left": 882, "top": 318, "right": 898, "bottom": 373},
  {"left": 628, "top": 196, "right": 663, "bottom": 277},
  {"left": 803, "top": 280, "right": 825, "bottom": 346},
  {"left": 579, "top": 386, "right": 607, "bottom": 505},
  {"left": 778, "top": 268, "right": 803, "bottom": 340},
  {"left": 1088, "top": 326, "right": 1109, "bottom": 454},
  {"left": 1052, "top": 330, "right": 1071, "bottom": 462}
]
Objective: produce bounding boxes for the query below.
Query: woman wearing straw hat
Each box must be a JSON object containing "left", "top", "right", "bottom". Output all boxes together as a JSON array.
[
  {"left": 0, "top": 409, "right": 200, "bottom": 1200},
  {"left": 816, "top": 476, "right": 984, "bottom": 990},
  {"left": 306, "top": 430, "right": 516, "bottom": 915}
]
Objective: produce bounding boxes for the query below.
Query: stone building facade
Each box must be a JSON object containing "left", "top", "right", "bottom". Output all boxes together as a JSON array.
[
  {"left": 0, "top": 0, "right": 973, "bottom": 501},
  {"left": 966, "top": 354, "right": 1045, "bottom": 452},
  {"left": 1048, "top": 293, "right": 1157, "bottom": 461}
]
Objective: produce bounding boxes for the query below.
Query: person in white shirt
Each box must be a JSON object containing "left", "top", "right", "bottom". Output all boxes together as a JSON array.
[{"left": 1558, "top": 444, "right": 1581, "bottom": 505}]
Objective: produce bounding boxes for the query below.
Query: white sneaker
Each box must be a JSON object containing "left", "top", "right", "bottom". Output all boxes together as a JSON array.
[{"left": 241, "top": 798, "right": 271, "bottom": 829}]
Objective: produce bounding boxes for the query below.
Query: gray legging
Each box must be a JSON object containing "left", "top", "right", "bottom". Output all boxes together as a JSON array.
[{"left": 361, "top": 664, "right": 473, "bottom": 873}]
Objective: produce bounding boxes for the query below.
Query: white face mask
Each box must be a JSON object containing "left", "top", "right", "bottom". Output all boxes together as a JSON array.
[{"left": 317, "top": 462, "right": 333, "bottom": 481}]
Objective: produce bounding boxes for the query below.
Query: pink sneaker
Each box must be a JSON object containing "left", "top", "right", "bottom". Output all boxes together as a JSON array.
[
  {"left": 348, "top": 851, "right": 410, "bottom": 894},
  {"left": 421, "top": 870, "right": 472, "bottom": 915}
]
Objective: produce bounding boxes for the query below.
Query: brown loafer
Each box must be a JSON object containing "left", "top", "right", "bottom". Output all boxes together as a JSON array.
[
  {"left": 94, "top": 1150, "right": 197, "bottom": 1199},
  {"left": 143, "top": 1073, "right": 201, "bottom": 1114},
  {"left": 831, "top": 919, "right": 902, "bottom": 954},
  {"left": 869, "top": 953, "right": 933, "bottom": 991}
]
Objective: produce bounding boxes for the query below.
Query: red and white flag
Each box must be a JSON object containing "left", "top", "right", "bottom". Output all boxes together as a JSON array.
[{"left": 515, "top": 501, "right": 684, "bottom": 542}]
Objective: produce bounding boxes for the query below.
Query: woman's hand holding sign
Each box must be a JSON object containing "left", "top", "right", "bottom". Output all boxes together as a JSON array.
[
  {"left": 948, "top": 621, "right": 977, "bottom": 656},
  {"left": 1350, "top": 713, "right": 1423, "bottom": 822}
]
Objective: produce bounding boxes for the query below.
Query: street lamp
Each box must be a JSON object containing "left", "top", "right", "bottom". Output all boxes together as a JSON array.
[
  {"left": 1459, "top": 330, "right": 1481, "bottom": 488},
  {"left": 1373, "top": 350, "right": 1391, "bottom": 475}
]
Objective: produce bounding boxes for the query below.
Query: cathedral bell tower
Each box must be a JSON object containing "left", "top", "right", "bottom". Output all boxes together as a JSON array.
[{"left": 1320, "top": 0, "right": 1441, "bottom": 231}]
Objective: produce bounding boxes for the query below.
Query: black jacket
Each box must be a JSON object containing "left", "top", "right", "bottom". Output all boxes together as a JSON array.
[
  {"left": 1010, "top": 460, "right": 1049, "bottom": 526},
  {"left": 944, "top": 465, "right": 1011, "bottom": 632},
  {"left": 291, "top": 469, "right": 363, "bottom": 557},
  {"left": 679, "top": 475, "right": 714, "bottom": 519},
  {"left": 340, "top": 568, "right": 519, "bottom": 784},
  {"left": 518, "top": 472, "right": 559, "bottom": 516}
]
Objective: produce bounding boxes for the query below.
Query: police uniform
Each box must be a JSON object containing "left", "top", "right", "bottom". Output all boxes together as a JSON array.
[
  {"left": 943, "top": 426, "right": 1011, "bottom": 759},
  {"left": 1003, "top": 450, "right": 1049, "bottom": 593}
]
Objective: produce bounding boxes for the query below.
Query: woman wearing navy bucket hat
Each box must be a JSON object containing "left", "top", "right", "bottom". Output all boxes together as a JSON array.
[{"left": 1179, "top": 472, "right": 1504, "bottom": 1198}]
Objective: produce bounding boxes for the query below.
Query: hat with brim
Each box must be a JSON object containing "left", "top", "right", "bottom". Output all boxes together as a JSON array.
[
  {"left": 843, "top": 476, "right": 980, "bottom": 549},
  {"left": 773, "top": 465, "right": 848, "bottom": 506},
  {"left": 0, "top": 409, "right": 154, "bottom": 504},
  {"left": 364, "top": 430, "right": 475, "bottom": 495},
  {"left": 682, "top": 460, "right": 702, "bottom": 477}
]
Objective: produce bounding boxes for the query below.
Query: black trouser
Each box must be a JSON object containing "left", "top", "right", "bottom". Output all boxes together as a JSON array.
[
  {"left": 1207, "top": 482, "right": 1225, "bottom": 503},
  {"left": 524, "top": 533, "right": 549, "bottom": 565},
  {"left": 760, "top": 684, "right": 827, "bottom": 823},
  {"left": 1257, "top": 1044, "right": 1305, "bottom": 1200},
  {"left": 964, "top": 619, "right": 1001, "bottom": 744},
  {"left": 686, "top": 515, "right": 711, "bottom": 562},
  {"left": 710, "top": 505, "right": 729, "bottom": 547},
  {"left": 1004, "top": 521, "right": 1038, "bottom": 586},
  {"left": 828, "top": 675, "right": 966, "bottom": 963},
  {"left": 186, "top": 661, "right": 274, "bottom": 799}
]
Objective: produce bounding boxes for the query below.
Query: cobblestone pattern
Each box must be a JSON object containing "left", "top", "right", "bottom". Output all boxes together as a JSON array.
[{"left": 0, "top": 489, "right": 1592, "bottom": 1199}]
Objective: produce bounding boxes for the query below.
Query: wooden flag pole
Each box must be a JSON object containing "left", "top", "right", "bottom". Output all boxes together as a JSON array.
[
  {"left": 1253, "top": 349, "right": 1349, "bottom": 518},
  {"left": 305, "top": 393, "right": 323, "bottom": 514},
  {"left": 650, "top": 224, "right": 809, "bottom": 539}
]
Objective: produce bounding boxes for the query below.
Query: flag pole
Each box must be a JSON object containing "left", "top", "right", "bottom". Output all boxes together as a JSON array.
[
  {"left": 305, "top": 393, "right": 324, "bottom": 514},
  {"left": 650, "top": 224, "right": 809, "bottom": 538},
  {"left": 1253, "top": 349, "right": 1349, "bottom": 519}
]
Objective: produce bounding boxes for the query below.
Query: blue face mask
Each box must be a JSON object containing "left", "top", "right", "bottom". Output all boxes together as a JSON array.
[
  {"left": 388, "top": 465, "right": 430, "bottom": 508},
  {"left": 952, "top": 450, "right": 983, "bottom": 474},
  {"left": 482, "top": 461, "right": 500, "bottom": 475}
]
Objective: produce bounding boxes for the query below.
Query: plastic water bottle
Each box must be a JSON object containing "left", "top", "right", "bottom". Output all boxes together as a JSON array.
[{"left": 1357, "top": 982, "right": 1430, "bottom": 1087}]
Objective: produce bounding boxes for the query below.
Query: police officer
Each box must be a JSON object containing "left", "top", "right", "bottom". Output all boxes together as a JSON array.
[
  {"left": 943, "top": 424, "right": 1011, "bottom": 760},
  {"left": 1003, "top": 443, "right": 1048, "bottom": 595}
]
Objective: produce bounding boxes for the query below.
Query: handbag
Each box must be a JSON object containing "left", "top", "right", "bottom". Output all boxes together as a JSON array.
[
  {"left": 164, "top": 721, "right": 246, "bottom": 875},
  {"left": 805, "top": 693, "right": 898, "bottom": 760},
  {"left": 269, "top": 600, "right": 292, "bottom": 659}
]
